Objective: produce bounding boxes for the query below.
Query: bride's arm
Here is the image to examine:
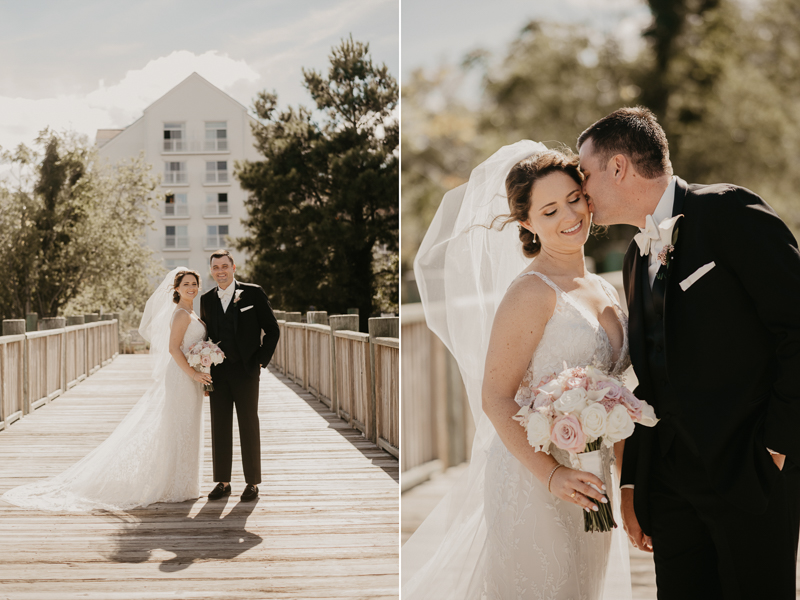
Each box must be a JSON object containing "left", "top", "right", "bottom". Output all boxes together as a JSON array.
[
  {"left": 169, "top": 311, "right": 213, "bottom": 386},
  {"left": 482, "top": 276, "right": 607, "bottom": 512}
]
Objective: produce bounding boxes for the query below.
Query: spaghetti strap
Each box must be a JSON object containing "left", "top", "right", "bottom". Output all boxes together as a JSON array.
[{"left": 518, "top": 270, "right": 564, "bottom": 295}]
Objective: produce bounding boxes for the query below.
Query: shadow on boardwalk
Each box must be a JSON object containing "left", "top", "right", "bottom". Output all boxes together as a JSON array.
[{"left": 0, "top": 355, "right": 398, "bottom": 600}]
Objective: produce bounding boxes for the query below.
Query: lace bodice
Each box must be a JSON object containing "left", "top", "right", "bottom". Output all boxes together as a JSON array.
[{"left": 514, "top": 271, "right": 630, "bottom": 408}]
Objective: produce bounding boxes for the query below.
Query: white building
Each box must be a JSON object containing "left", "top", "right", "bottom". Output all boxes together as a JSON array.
[{"left": 97, "top": 72, "right": 259, "bottom": 292}]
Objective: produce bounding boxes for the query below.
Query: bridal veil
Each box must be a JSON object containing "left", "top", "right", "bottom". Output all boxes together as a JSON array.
[{"left": 405, "top": 141, "right": 632, "bottom": 599}]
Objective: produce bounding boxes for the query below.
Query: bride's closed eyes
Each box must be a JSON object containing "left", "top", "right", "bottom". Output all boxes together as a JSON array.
[{"left": 543, "top": 192, "right": 584, "bottom": 217}]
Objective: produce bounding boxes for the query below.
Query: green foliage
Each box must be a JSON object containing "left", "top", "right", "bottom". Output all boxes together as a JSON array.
[
  {"left": 401, "top": 0, "right": 800, "bottom": 291},
  {"left": 235, "top": 36, "right": 399, "bottom": 330},
  {"left": 0, "top": 130, "right": 161, "bottom": 319}
]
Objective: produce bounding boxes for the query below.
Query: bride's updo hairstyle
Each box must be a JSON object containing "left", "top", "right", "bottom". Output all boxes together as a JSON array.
[
  {"left": 502, "top": 149, "right": 584, "bottom": 258},
  {"left": 172, "top": 269, "right": 202, "bottom": 303}
]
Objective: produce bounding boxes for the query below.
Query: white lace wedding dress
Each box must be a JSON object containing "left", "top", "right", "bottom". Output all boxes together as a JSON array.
[
  {"left": 1, "top": 308, "right": 205, "bottom": 512},
  {"left": 481, "top": 271, "right": 630, "bottom": 599}
]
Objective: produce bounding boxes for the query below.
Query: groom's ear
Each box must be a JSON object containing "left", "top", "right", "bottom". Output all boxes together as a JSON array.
[{"left": 611, "top": 154, "right": 629, "bottom": 184}]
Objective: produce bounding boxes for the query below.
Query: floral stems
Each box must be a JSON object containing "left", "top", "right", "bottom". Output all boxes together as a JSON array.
[
  {"left": 583, "top": 438, "right": 616, "bottom": 533},
  {"left": 203, "top": 383, "right": 214, "bottom": 392}
]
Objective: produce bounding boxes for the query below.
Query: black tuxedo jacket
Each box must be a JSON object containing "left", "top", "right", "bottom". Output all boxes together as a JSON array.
[
  {"left": 200, "top": 281, "right": 280, "bottom": 374},
  {"left": 621, "top": 177, "right": 800, "bottom": 532}
]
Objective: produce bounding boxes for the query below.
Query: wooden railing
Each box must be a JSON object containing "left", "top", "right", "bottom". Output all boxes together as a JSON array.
[
  {"left": 0, "top": 320, "right": 119, "bottom": 431},
  {"left": 271, "top": 311, "right": 399, "bottom": 458},
  {"left": 401, "top": 303, "right": 474, "bottom": 490}
]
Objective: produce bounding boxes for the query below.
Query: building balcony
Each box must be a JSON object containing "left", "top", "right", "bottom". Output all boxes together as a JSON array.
[
  {"left": 163, "top": 204, "right": 189, "bottom": 218},
  {"left": 162, "top": 138, "right": 229, "bottom": 154},
  {"left": 204, "top": 235, "right": 229, "bottom": 250},
  {"left": 163, "top": 236, "right": 190, "bottom": 250},
  {"left": 204, "top": 171, "right": 229, "bottom": 184},
  {"left": 204, "top": 203, "right": 230, "bottom": 217},
  {"left": 162, "top": 172, "right": 188, "bottom": 185}
]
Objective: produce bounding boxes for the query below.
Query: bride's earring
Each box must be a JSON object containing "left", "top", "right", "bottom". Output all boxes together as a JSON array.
[{"left": 532, "top": 232, "right": 537, "bottom": 244}]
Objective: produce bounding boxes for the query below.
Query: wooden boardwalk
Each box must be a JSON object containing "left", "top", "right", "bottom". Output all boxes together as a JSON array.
[
  {"left": 0, "top": 355, "right": 399, "bottom": 600},
  {"left": 402, "top": 465, "right": 800, "bottom": 599}
]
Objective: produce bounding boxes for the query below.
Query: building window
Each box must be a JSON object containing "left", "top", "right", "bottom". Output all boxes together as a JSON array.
[
  {"left": 163, "top": 123, "right": 184, "bottom": 152},
  {"left": 205, "top": 160, "right": 228, "bottom": 184},
  {"left": 164, "top": 192, "right": 188, "bottom": 217},
  {"left": 164, "top": 161, "right": 187, "bottom": 184},
  {"left": 165, "top": 225, "right": 189, "bottom": 249},
  {"left": 205, "top": 121, "right": 227, "bottom": 151},
  {"left": 206, "top": 224, "right": 229, "bottom": 248},
  {"left": 204, "top": 192, "right": 229, "bottom": 216}
]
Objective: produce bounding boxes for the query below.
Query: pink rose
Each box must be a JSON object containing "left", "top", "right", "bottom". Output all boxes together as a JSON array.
[
  {"left": 597, "top": 381, "right": 624, "bottom": 400},
  {"left": 200, "top": 355, "right": 211, "bottom": 367},
  {"left": 550, "top": 414, "right": 586, "bottom": 453},
  {"left": 619, "top": 388, "right": 643, "bottom": 420}
]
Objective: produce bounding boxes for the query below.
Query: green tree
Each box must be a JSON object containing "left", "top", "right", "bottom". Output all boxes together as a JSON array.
[
  {"left": 235, "top": 36, "right": 398, "bottom": 330},
  {"left": 0, "top": 130, "right": 161, "bottom": 320},
  {"left": 401, "top": 0, "right": 800, "bottom": 288}
]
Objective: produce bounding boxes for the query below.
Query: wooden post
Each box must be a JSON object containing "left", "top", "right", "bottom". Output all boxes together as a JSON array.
[
  {"left": 65, "top": 316, "right": 85, "bottom": 326},
  {"left": 283, "top": 312, "right": 301, "bottom": 323},
  {"left": 2, "top": 320, "right": 25, "bottom": 336},
  {"left": 368, "top": 317, "right": 398, "bottom": 445},
  {"left": 329, "top": 315, "right": 359, "bottom": 417},
  {"left": 38, "top": 317, "right": 66, "bottom": 331},
  {"left": 307, "top": 311, "right": 328, "bottom": 325},
  {"left": 25, "top": 313, "right": 38, "bottom": 332}
]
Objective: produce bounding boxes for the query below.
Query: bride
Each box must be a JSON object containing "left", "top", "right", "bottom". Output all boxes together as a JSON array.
[
  {"left": 404, "top": 141, "right": 633, "bottom": 599},
  {"left": 2, "top": 267, "right": 213, "bottom": 512}
]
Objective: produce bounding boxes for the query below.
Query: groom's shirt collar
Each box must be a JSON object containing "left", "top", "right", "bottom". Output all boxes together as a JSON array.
[
  {"left": 651, "top": 176, "right": 677, "bottom": 227},
  {"left": 644, "top": 176, "right": 677, "bottom": 288},
  {"left": 217, "top": 279, "right": 238, "bottom": 298}
]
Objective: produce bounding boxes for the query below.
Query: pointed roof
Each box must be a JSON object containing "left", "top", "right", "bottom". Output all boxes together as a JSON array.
[{"left": 97, "top": 72, "right": 255, "bottom": 151}]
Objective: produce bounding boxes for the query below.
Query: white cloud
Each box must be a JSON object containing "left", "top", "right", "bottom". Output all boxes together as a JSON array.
[{"left": 0, "top": 51, "right": 260, "bottom": 152}]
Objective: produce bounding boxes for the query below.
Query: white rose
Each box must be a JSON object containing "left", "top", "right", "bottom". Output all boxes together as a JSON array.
[
  {"left": 553, "top": 388, "right": 588, "bottom": 415},
  {"left": 579, "top": 402, "right": 608, "bottom": 440},
  {"left": 526, "top": 411, "right": 552, "bottom": 452},
  {"left": 638, "top": 402, "right": 659, "bottom": 427},
  {"left": 605, "top": 404, "right": 635, "bottom": 443},
  {"left": 200, "top": 347, "right": 212, "bottom": 356}
]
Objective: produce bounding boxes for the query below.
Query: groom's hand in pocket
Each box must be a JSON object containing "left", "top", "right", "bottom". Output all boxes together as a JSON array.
[{"left": 621, "top": 488, "right": 653, "bottom": 552}]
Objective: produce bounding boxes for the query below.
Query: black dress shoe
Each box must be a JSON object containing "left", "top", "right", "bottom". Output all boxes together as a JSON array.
[
  {"left": 241, "top": 484, "right": 259, "bottom": 502},
  {"left": 208, "top": 482, "right": 231, "bottom": 500}
]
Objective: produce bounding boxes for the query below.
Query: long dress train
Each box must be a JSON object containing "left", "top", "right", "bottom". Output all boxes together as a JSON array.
[{"left": 1, "top": 308, "right": 205, "bottom": 512}]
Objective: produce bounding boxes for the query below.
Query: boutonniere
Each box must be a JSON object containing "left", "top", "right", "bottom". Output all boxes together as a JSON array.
[
  {"left": 655, "top": 214, "right": 683, "bottom": 281},
  {"left": 233, "top": 289, "right": 244, "bottom": 304}
]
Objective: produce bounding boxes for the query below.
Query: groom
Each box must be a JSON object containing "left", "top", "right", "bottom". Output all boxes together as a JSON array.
[
  {"left": 200, "top": 249, "right": 280, "bottom": 502},
  {"left": 578, "top": 107, "right": 800, "bottom": 599}
]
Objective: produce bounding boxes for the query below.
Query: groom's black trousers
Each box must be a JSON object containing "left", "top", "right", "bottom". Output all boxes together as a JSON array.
[
  {"left": 649, "top": 435, "right": 800, "bottom": 600},
  {"left": 209, "top": 360, "right": 261, "bottom": 485}
]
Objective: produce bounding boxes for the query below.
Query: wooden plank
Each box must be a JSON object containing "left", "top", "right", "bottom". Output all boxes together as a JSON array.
[{"left": 0, "top": 354, "right": 398, "bottom": 599}]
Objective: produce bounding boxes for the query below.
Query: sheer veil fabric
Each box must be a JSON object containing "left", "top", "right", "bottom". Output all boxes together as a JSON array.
[
  {"left": 1, "top": 267, "right": 205, "bottom": 512},
  {"left": 405, "top": 141, "right": 632, "bottom": 599}
]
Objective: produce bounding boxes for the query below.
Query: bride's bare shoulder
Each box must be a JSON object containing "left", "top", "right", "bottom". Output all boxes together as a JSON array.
[{"left": 497, "top": 271, "right": 557, "bottom": 322}]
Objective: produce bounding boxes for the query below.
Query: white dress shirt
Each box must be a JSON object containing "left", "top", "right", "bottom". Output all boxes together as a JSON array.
[
  {"left": 217, "top": 279, "right": 238, "bottom": 312},
  {"left": 644, "top": 176, "right": 677, "bottom": 288}
]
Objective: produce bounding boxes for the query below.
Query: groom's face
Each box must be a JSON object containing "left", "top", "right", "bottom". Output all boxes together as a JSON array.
[
  {"left": 210, "top": 256, "right": 236, "bottom": 289},
  {"left": 578, "top": 138, "right": 619, "bottom": 226}
]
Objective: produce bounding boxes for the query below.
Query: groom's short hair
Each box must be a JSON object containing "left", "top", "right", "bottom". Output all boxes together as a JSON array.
[
  {"left": 577, "top": 106, "right": 672, "bottom": 179},
  {"left": 210, "top": 249, "right": 235, "bottom": 265}
]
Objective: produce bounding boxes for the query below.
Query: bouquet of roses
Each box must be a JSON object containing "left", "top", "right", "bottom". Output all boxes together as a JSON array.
[
  {"left": 513, "top": 362, "right": 658, "bottom": 532},
  {"left": 185, "top": 340, "right": 225, "bottom": 392}
]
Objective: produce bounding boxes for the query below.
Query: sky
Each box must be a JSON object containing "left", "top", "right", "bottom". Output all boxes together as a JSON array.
[
  {"left": 0, "top": 0, "right": 399, "bottom": 152},
  {"left": 401, "top": 0, "right": 652, "bottom": 81}
]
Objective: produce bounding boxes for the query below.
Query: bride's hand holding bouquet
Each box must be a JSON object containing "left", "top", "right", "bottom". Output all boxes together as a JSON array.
[{"left": 514, "top": 363, "right": 658, "bottom": 532}]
